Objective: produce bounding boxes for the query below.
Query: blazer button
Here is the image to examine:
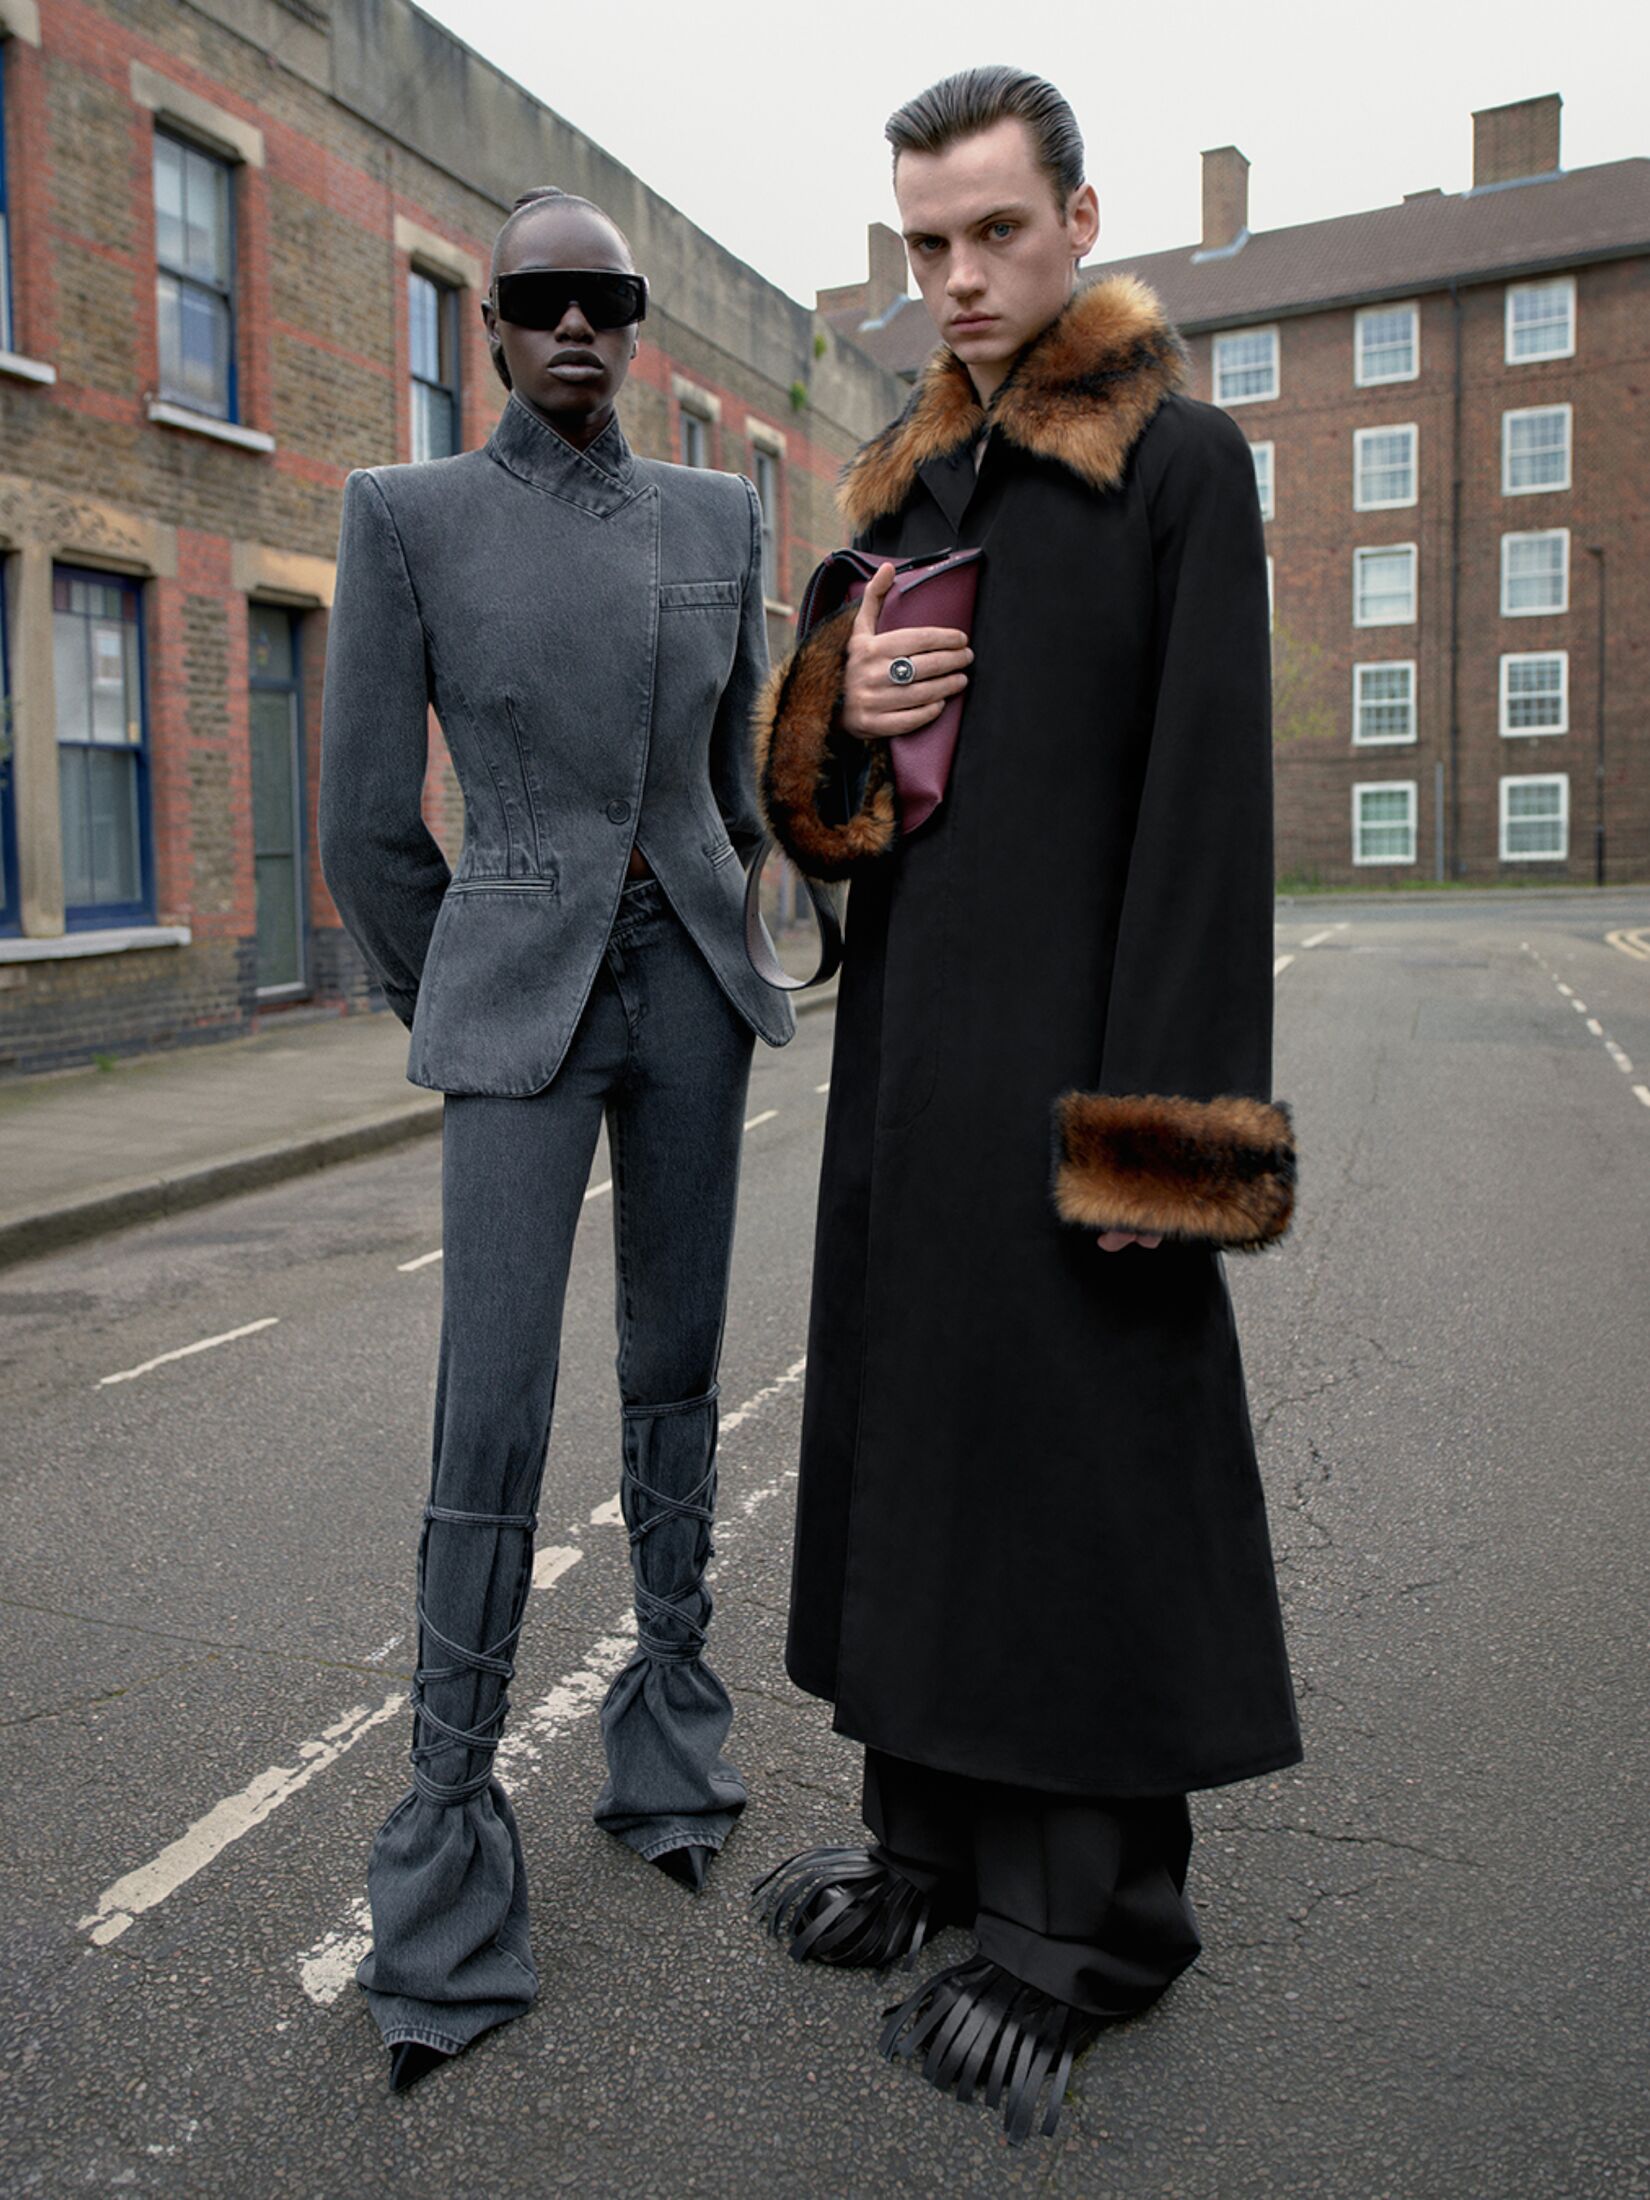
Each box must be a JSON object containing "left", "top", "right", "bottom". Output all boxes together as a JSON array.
[{"left": 606, "top": 799, "right": 632, "bottom": 824}]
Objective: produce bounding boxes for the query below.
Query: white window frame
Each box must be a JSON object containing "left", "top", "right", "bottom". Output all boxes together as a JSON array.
[
  {"left": 1250, "top": 439, "right": 1274, "bottom": 520},
  {"left": 1354, "top": 302, "right": 1419, "bottom": 387},
  {"left": 1505, "top": 276, "right": 1575, "bottom": 365},
  {"left": 1499, "top": 651, "right": 1569, "bottom": 737},
  {"left": 1213, "top": 325, "right": 1278, "bottom": 406},
  {"left": 1352, "top": 660, "right": 1417, "bottom": 747},
  {"left": 1502, "top": 404, "right": 1572, "bottom": 496},
  {"left": 1265, "top": 553, "right": 1274, "bottom": 631},
  {"left": 1352, "top": 780, "right": 1418, "bottom": 866},
  {"left": 1353, "top": 542, "right": 1418, "bottom": 627},
  {"left": 1499, "top": 773, "right": 1569, "bottom": 861},
  {"left": 1353, "top": 423, "right": 1418, "bottom": 511},
  {"left": 1500, "top": 528, "right": 1569, "bottom": 618}
]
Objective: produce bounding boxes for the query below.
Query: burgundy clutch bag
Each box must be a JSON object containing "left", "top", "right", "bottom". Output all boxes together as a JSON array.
[{"left": 797, "top": 546, "right": 983, "bottom": 833}]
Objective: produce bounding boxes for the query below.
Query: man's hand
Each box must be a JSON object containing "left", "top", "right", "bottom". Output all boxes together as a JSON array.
[
  {"left": 840, "top": 562, "right": 973, "bottom": 741},
  {"left": 1096, "top": 1231, "right": 1163, "bottom": 1252}
]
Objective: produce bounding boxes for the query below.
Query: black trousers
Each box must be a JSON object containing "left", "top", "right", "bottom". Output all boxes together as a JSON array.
[{"left": 862, "top": 1748, "right": 1203, "bottom": 2017}]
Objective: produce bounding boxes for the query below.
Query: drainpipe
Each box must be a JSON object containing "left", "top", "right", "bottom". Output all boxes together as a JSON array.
[
  {"left": 1446, "top": 281, "right": 1463, "bottom": 880},
  {"left": 1587, "top": 545, "right": 1607, "bottom": 886}
]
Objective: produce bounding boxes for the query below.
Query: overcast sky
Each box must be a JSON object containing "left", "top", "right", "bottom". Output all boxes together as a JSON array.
[{"left": 417, "top": 0, "right": 1646, "bottom": 307}]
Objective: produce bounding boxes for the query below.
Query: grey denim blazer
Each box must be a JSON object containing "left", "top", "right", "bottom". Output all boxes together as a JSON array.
[{"left": 318, "top": 393, "right": 795, "bottom": 1095}]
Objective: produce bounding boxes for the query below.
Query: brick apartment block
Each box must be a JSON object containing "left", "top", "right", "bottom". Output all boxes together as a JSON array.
[
  {"left": 833, "top": 95, "right": 1650, "bottom": 889},
  {"left": 0, "top": 0, "right": 903, "bottom": 1073}
]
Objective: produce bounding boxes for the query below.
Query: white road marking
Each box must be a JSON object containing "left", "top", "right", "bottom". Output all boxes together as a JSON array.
[
  {"left": 1572, "top": 998, "right": 1588, "bottom": 1014},
  {"left": 1606, "top": 927, "right": 1650, "bottom": 963},
  {"left": 291, "top": 1351, "right": 810, "bottom": 2004},
  {"left": 584, "top": 1178, "right": 613, "bottom": 1202},
  {"left": 1525, "top": 945, "right": 1646, "bottom": 1125},
  {"left": 362, "top": 1635, "right": 402, "bottom": 1665},
  {"left": 1301, "top": 928, "right": 1336, "bottom": 949},
  {"left": 1605, "top": 1042, "right": 1634, "bottom": 1075},
  {"left": 815, "top": 1081, "right": 830, "bottom": 1094},
  {"left": 531, "top": 1543, "right": 582, "bottom": 1591},
  {"left": 744, "top": 1109, "right": 778, "bottom": 1131},
  {"left": 77, "top": 1692, "right": 405, "bottom": 1946},
  {"left": 97, "top": 1318, "right": 279, "bottom": 1389},
  {"left": 396, "top": 1249, "right": 443, "bottom": 1273},
  {"left": 1586, "top": 1017, "right": 1604, "bottom": 1036},
  {"left": 1635, "top": 1087, "right": 1650, "bottom": 1110},
  {"left": 1274, "top": 954, "right": 1296, "bottom": 977}
]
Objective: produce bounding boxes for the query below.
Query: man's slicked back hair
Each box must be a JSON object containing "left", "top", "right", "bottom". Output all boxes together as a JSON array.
[{"left": 885, "top": 67, "right": 1085, "bottom": 209}]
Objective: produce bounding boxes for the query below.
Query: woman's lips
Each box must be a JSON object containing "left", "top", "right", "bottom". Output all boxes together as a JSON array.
[{"left": 546, "top": 361, "right": 605, "bottom": 382}]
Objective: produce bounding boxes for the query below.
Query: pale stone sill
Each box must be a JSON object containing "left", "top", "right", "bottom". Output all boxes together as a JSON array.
[
  {"left": 0, "top": 925, "right": 192, "bottom": 964},
  {"left": 0, "top": 349, "right": 57, "bottom": 387},
  {"left": 147, "top": 401, "right": 276, "bottom": 454}
]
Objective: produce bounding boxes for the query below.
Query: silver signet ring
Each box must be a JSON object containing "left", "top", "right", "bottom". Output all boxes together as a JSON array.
[{"left": 887, "top": 655, "right": 917, "bottom": 686}]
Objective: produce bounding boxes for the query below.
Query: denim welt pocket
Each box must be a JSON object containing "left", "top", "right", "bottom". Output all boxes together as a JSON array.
[
  {"left": 446, "top": 876, "right": 559, "bottom": 897},
  {"left": 660, "top": 579, "right": 739, "bottom": 611}
]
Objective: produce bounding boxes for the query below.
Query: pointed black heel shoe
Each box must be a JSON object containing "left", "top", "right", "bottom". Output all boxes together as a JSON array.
[
  {"left": 653, "top": 1842, "right": 712, "bottom": 1892},
  {"left": 751, "top": 1844, "right": 943, "bottom": 1970},
  {"left": 387, "top": 2040, "right": 453, "bottom": 2094},
  {"left": 878, "top": 1955, "right": 1105, "bottom": 2145}
]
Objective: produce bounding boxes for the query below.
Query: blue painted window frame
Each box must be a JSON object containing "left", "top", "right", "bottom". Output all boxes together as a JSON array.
[
  {"left": 54, "top": 565, "right": 154, "bottom": 930},
  {"left": 0, "top": 39, "right": 15, "bottom": 357},
  {"left": 0, "top": 561, "right": 19, "bottom": 934}
]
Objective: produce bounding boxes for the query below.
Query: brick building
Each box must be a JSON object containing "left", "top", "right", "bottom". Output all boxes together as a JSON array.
[
  {"left": 827, "top": 95, "right": 1650, "bottom": 887},
  {"left": 0, "top": 0, "right": 902, "bottom": 1073}
]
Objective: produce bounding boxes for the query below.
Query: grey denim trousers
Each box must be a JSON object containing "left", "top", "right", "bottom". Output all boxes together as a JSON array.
[{"left": 356, "top": 878, "right": 757, "bottom": 2054}]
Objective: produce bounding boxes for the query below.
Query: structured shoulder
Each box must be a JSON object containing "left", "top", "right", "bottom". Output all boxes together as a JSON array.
[
  {"left": 1134, "top": 390, "right": 1254, "bottom": 490},
  {"left": 641, "top": 457, "right": 754, "bottom": 519},
  {"left": 348, "top": 448, "right": 491, "bottom": 516}
]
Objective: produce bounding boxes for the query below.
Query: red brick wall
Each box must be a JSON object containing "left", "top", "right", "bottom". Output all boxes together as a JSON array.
[{"left": 1182, "top": 254, "right": 1649, "bottom": 886}]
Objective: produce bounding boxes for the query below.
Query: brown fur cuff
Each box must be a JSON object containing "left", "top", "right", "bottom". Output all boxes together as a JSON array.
[
  {"left": 1053, "top": 1092, "right": 1296, "bottom": 1251},
  {"left": 752, "top": 604, "right": 898, "bottom": 881}
]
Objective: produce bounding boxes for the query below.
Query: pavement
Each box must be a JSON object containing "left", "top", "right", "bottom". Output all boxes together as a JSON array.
[
  {"left": 0, "top": 970, "right": 838, "bottom": 1270},
  {"left": 2, "top": 889, "right": 1648, "bottom": 2198}
]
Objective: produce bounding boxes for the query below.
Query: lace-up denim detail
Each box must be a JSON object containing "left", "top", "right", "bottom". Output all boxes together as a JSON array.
[{"left": 358, "top": 880, "right": 755, "bottom": 2053}]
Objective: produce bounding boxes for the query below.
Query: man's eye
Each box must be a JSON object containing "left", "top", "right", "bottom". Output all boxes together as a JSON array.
[
  {"left": 914, "top": 238, "right": 943, "bottom": 256},
  {"left": 989, "top": 222, "right": 1017, "bottom": 240}
]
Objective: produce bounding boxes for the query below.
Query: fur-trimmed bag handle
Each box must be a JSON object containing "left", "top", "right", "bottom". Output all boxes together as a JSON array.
[{"left": 742, "top": 833, "right": 844, "bottom": 992}]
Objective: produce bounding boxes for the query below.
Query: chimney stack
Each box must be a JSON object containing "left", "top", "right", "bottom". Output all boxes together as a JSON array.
[
  {"left": 1200, "top": 146, "right": 1250, "bottom": 253},
  {"left": 1472, "top": 94, "right": 1562, "bottom": 188},
  {"left": 866, "top": 222, "right": 909, "bottom": 318}
]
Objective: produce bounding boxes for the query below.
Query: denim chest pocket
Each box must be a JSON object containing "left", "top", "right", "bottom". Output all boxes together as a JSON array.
[{"left": 659, "top": 579, "right": 740, "bottom": 612}]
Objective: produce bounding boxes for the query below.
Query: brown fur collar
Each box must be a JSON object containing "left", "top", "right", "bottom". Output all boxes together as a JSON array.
[
  {"left": 1054, "top": 1091, "right": 1295, "bottom": 1251},
  {"left": 751, "top": 604, "right": 898, "bottom": 879},
  {"left": 840, "top": 274, "right": 1187, "bottom": 536}
]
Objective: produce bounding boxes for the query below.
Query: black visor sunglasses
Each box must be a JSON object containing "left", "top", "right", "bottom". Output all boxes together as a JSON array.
[{"left": 492, "top": 267, "right": 649, "bottom": 332}]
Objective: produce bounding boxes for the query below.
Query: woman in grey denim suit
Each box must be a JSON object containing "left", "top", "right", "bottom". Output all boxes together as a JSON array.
[{"left": 319, "top": 188, "right": 794, "bottom": 2090}]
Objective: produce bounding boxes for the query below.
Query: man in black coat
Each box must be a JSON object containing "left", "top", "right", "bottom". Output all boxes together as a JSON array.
[{"left": 751, "top": 68, "right": 1301, "bottom": 2143}]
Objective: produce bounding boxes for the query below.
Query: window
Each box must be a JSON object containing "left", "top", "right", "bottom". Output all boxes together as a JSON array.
[
  {"left": 753, "top": 446, "right": 782, "bottom": 600},
  {"left": 1355, "top": 303, "right": 1417, "bottom": 385},
  {"left": 1500, "top": 773, "right": 1568, "bottom": 860},
  {"left": 0, "top": 558, "right": 17, "bottom": 932},
  {"left": 1265, "top": 554, "right": 1274, "bottom": 631},
  {"left": 1353, "top": 781, "right": 1417, "bottom": 865},
  {"left": 154, "top": 130, "right": 235, "bottom": 420},
  {"left": 1505, "top": 277, "right": 1575, "bottom": 364},
  {"left": 679, "top": 409, "right": 710, "bottom": 468},
  {"left": 53, "top": 568, "right": 150, "bottom": 924},
  {"left": 1503, "top": 405, "right": 1571, "bottom": 495},
  {"left": 249, "top": 605, "right": 307, "bottom": 994},
  {"left": 408, "top": 269, "right": 460, "bottom": 462},
  {"left": 1213, "top": 326, "right": 1278, "bottom": 405},
  {"left": 1250, "top": 440, "right": 1274, "bottom": 520},
  {"left": 1501, "top": 529, "right": 1569, "bottom": 616},
  {"left": 1354, "top": 424, "right": 1417, "bottom": 510},
  {"left": 1500, "top": 651, "right": 1568, "bottom": 736},
  {"left": 1354, "top": 543, "right": 1417, "bottom": 626},
  {"left": 0, "top": 41, "right": 13, "bottom": 358},
  {"left": 1353, "top": 661, "right": 1417, "bottom": 746}
]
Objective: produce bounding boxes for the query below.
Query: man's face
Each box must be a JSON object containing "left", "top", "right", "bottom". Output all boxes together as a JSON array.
[{"left": 894, "top": 117, "right": 1100, "bottom": 396}]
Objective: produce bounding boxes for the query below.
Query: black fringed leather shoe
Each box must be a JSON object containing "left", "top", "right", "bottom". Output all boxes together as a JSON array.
[
  {"left": 751, "top": 1844, "right": 947, "bottom": 1971},
  {"left": 387, "top": 2040, "right": 453, "bottom": 2094},
  {"left": 878, "top": 1955, "right": 1104, "bottom": 2145}
]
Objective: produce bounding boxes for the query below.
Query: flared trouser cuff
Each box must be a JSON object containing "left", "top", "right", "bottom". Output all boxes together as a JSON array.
[{"left": 593, "top": 1389, "right": 746, "bottom": 1859}]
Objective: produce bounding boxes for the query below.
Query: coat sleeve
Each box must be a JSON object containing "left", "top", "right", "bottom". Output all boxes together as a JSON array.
[
  {"left": 1052, "top": 401, "right": 1296, "bottom": 1251},
  {"left": 707, "top": 477, "right": 776, "bottom": 864},
  {"left": 749, "top": 531, "right": 897, "bottom": 882},
  {"left": 318, "top": 470, "right": 451, "bottom": 1029}
]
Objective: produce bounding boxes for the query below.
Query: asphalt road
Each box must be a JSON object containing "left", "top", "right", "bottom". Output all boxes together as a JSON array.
[{"left": 3, "top": 892, "right": 1648, "bottom": 2200}]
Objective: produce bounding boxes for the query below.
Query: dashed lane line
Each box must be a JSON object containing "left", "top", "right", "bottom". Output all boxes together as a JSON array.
[
  {"left": 1274, "top": 955, "right": 1296, "bottom": 977},
  {"left": 96, "top": 1318, "right": 280, "bottom": 1389},
  {"left": 1523, "top": 943, "right": 1642, "bottom": 1114}
]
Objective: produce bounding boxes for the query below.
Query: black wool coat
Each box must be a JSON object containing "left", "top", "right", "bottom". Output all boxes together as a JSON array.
[{"left": 756, "top": 277, "right": 1302, "bottom": 1798}]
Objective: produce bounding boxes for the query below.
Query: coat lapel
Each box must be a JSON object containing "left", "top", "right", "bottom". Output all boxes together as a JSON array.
[{"left": 840, "top": 274, "right": 1188, "bottom": 538}]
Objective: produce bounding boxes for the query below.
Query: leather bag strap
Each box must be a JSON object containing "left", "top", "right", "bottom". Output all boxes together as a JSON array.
[{"left": 742, "top": 832, "right": 843, "bottom": 993}]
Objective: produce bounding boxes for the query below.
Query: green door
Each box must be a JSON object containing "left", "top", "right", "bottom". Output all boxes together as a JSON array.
[{"left": 249, "top": 606, "right": 306, "bottom": 995}]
